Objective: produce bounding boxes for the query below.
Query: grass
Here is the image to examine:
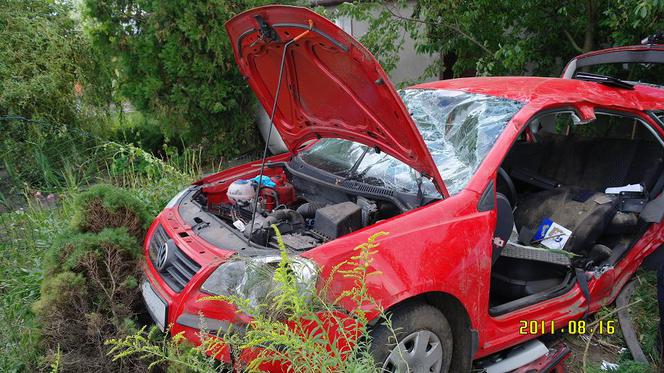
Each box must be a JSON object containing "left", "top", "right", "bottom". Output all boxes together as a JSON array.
[
  {"left": 0, "top": 124, "right": 200, "bottom": 370},
  {"left": 0, "top": 206, "right": 70, "bottom": 371},
  {"left": 563, "top": 271, "right": 660, "bottom": 372}
]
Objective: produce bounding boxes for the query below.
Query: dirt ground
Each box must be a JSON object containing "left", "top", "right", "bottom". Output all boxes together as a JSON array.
[{"left": 564, "top": 333, "right": 628, "bottom": 372}]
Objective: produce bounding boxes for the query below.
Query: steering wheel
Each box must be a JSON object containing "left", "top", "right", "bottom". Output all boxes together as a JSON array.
[{"left": 497, "top": 167, "right": 518, "bottom": 208}]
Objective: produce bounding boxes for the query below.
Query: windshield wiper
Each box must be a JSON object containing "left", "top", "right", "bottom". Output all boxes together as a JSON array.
[
  {"left": 574, "top": 72, "right": 635, "bottom": 90},
  {"left": 343, "top": 146, "right": 371, "bottom": 181}
]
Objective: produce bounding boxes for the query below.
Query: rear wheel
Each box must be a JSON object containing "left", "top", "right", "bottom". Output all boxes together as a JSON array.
[{"left": 370, "top": 303, "right": 453, "bottom": 373}]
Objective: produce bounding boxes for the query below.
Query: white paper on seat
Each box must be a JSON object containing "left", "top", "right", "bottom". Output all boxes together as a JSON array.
[{"left": 605, "top": 183, "right": 643, "bottom": 194}]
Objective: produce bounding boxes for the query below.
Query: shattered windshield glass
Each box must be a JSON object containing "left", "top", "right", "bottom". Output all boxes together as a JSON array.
[{"left": 298, "top": 89, "right": 524, "bottom": 196}]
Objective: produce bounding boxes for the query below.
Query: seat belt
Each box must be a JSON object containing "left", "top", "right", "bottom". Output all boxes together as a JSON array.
[
  {"left": 651, "top": 171, "right": 664, "bottom": 199},
  {"left": 575, "top": 268, "right": 592, "bottom": 318}
]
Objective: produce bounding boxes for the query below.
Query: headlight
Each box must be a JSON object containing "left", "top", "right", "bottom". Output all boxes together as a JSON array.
[
  {"left": 165, "top": 187, "right": 191, "bottom": 209},
  {"left": 201, "top": 255, "right": 318, "bottom": 309}
]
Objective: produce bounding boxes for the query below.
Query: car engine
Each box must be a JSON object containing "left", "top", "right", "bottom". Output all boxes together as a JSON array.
[{"left": 193, "top": 168, "right": 393, "bottom": 251}]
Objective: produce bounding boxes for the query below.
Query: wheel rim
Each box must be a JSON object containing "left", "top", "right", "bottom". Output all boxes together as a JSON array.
[{"left": 381, "top": 329, "right": 443, "bottom": 373}]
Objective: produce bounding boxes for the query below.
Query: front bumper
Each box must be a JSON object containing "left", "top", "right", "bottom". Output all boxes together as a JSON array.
[
  {"left": 142, "top": 211, "right": 244, "bottom": 361},
  {"left": 141, "top": 208, "right": 358, "bottom": 371}
]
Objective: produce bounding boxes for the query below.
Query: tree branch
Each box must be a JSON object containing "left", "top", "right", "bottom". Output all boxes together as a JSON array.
[
  {"left": 563, "top": 29, "right": 584, "bottom": 53},
  {"left": 380, "top": 3, "right": 493, "bottom": 55}
]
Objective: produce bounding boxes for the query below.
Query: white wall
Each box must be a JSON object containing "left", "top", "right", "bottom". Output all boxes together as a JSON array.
[{"left": 332, "top": 2, "right": 437, "bottom": 86}]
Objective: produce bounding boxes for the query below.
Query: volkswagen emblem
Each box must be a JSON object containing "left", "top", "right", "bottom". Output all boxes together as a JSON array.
[{"left": 156, "top": 240, "right": 171, "bottom": 272}]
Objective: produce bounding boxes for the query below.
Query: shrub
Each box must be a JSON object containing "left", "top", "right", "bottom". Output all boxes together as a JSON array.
[
  {"left": 32, "top": 184, "right": 153, "bottom": 372},
  {"left": 83, "top": 0, "right": 299, "bottom": 159},
  {"left": 35, "top": 228, "right": 147, "bottom": 372},
  {"left": 70, "top": 184, "right": 151, "bottom": 241},
  {"left": 0, "top": 117, "right": 102, "bottom": 191},
  {"left": 0, "top": 0, "right": 113, "bottom": 126}
]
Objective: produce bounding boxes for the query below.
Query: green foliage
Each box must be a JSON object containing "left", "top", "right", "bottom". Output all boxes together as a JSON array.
[
  {"left": 107, "top": 326, "right": 220, "bottom": 372},
  {"left": 32, "top": 271, "right": 87, "bottom": 318},
  {"left": 42, "top": 228, "right": 141, "bottom": 277},
  {"left": 83, "top": 0, "right": 296, "bottom": 158},
  {"left": 585, "top": 360, "right": 653, "bottom": 373},
  {"left": 1, "top": 116, "right": 197, "bottom": 210},
  {"left": 0, "top": 0, "right": 113, "bottom": 125},
  {"left": 332, "top": 2, "right": 417, "bottom": 75},
  {"left": 337, "top": 0, "right": 664, "bottom": 80},
  {"left": 108, "top": 111, "right": 168, "bottom": 156},
  {"left": 631, "top": 272, "right": 661, "bottom": 364},
  {"left": 35, "top": 225, "right": 147, "bottom": 370},
  {"left": 0, "top": 122, "right": 197, "bottom": 370},
  {"left": 70, "top": 183, "right": 152, "bottom": 239},
  {"left": 0, "top": 207, "right": 69, "bottom": 371},
  {"left": 1, "top": 117, "right": 102, "bottom": 192}
]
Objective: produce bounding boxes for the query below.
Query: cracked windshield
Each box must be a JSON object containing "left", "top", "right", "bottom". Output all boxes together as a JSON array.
[{"left": 299, "top": 89, "right": 524, "bottom": 196}]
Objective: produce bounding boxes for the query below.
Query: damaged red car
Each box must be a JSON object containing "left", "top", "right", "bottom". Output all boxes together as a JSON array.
[{"left": 141, "top": 5, "right": 664, "bottom": 372}]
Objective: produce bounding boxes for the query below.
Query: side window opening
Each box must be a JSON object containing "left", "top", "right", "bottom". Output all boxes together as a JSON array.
[
  {"left": 531, "top": 112, "right": 659, "bottom": 141},
  {"left": 508, "top": 110, "right": 663, "bottom": 197}
]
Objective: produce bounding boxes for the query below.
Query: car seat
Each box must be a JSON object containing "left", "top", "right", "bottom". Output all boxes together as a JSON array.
[{"left": 513, "top": 187, "right": 619, "bottom": 255}]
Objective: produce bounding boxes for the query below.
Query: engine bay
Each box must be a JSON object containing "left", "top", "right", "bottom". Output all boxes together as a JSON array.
[{"left": 191, "top": 164, "right": 404, "bottom": 252}]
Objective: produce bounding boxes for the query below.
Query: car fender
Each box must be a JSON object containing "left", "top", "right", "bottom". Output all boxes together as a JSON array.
[{"left": 304, "top": 189, "right": 494, "bottom": 330}]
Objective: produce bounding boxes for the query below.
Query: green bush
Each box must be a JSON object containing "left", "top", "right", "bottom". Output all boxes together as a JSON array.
[
  {"left": 0, "top": 0, "right": 113, "bottom": 126},
  {"left": 83, "top": 0, "right": 296, "bottom": 159},
  {"left": 31, "top": 183, "right": 153, "bottom": 371},
  {"left": 107, "top": 112, "right": 168, "bottom": 157},
  {"left": 70, "top": 184, "right": 152, "bottom": 241},
  {"left": 43, "top": 228, "right": 141, "bottom": 276},
  {"left": 35, "top": 227, "right": 147, "bottom": 372},
  {"left": 1, "top": 117, "right": 102, "bottom": 191}
]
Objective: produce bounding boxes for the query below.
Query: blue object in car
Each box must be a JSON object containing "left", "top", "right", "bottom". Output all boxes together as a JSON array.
[{"left": 250, "top": 175, "right": 276, "bottom": 188}]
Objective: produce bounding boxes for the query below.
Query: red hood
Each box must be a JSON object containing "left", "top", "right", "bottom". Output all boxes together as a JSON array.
[{"left": 225, "top": 5, "right": 447, "bottom": 196}]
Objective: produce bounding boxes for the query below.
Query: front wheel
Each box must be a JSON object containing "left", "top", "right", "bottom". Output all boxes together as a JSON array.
[{"left": 370, "top": 303, "right": 453, "bottom": 373}]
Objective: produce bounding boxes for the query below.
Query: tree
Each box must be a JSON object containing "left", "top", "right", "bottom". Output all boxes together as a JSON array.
[
  {"left": 334, "top": 0, "right": 664, "bottom": 80},
  {"left": 0, "top": 0, "right": 113, "bottom": 126},
  {"left": 84, "top": 0, "right": 295, "bottom": 158}
]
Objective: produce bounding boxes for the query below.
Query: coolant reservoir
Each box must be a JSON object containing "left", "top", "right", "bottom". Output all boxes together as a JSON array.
[{"left": 227, "top": 179, "right": 255, "bottom": 206}]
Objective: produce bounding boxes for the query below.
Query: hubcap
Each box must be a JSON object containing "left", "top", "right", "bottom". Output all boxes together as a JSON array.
[{"left": 382, "top": 330, "right": 443, "bottom": 373}]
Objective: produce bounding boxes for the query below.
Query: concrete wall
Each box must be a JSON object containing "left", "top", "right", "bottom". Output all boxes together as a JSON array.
[{"left": 330, "top": 2, "right": 437, "bottom": 85}]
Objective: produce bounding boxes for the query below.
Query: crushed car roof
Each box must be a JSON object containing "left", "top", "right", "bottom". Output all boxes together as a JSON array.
[{"left": 413, "top": 76, "right": 664, "bottom": 111}]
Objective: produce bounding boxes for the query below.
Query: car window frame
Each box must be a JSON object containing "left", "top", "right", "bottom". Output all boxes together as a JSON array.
[{"left": 482, "top": 105, "right": 664, "bottom": 211}]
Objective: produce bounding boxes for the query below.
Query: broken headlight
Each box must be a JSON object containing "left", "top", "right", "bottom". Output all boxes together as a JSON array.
[{"left": 200, "top": 256, "right": 318, "bottom": 309}]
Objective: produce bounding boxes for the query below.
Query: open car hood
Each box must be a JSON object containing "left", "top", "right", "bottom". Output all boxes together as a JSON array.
[{"left": 225, "top": 5, "right": 447, "bottom": 196}]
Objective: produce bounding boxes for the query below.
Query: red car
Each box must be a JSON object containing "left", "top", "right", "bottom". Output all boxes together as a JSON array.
[{"left": 141, "top": 5, "right": 664, "bottom": 372}]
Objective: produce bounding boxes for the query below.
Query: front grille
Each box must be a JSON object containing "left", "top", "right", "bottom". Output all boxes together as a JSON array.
[{"left": 149, "top": 225, "right": 201, "bottom": 292}]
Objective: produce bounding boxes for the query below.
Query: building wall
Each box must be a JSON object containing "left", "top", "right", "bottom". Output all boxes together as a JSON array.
[{"left": 330, "top": 2, "right": 438, "bottom": 86}]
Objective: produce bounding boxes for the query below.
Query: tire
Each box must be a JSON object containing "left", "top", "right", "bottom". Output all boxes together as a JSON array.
[{"left": 370, "top": 303, "right": 453, "bottom": 373}]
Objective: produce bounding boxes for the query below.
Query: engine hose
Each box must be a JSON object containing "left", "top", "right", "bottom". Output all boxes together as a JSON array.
[
  {"left": 266, "top": 209, "right": 305, "bottom": 226},
  {"left": 296, "top": 202, "right": 327, "bottom": 218}
]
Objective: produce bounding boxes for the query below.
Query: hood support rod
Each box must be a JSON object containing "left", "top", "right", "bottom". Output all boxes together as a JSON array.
[{"left": 247, "top": 19, "right": 314, "bottom": 245}]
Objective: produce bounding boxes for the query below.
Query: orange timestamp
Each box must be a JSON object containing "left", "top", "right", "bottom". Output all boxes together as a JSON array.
[{"left": 519, "top": 320, "right": 616, "bottom": 335}]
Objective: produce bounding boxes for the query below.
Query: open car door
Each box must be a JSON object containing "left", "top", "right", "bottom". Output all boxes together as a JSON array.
[{"left": 562, "top": 44, "right": 664, "bottom": 87}]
